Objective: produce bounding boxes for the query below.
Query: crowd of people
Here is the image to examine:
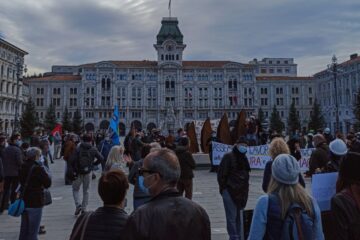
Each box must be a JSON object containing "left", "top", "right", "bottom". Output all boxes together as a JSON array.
[{"left": 0, "top": 126, "right": 359, "bottom": 239}]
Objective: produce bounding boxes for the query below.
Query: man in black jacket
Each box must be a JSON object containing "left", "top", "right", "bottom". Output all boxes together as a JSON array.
[
  {"left": 217, "top": 137, "right": 250, "bottom": 240},
  {"left": 124, "top": 148, "right": 211, "bottom": 240},
  {"left": 0, "top": 134, "right": 23, "bottom": 212}
]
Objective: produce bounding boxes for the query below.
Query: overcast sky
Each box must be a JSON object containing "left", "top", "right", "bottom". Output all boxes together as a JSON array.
[{"left": 1, "top": 0, "right": 360, "bottom": 76}]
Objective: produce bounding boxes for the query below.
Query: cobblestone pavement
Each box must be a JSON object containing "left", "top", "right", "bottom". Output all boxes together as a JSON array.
[{"left": 0, "top": 158, "right": 311, "bottom": 240}]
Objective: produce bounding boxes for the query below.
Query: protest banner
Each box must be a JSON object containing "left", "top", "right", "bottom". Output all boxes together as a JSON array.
[
  {"left": 311, "top": 172, "right": 338, "bottom": 211},
  {"left": 212, "top": 141, "right": 313, "bottom": 171}
]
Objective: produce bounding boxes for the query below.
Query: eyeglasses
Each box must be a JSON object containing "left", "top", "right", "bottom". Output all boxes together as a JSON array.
[{"left": 138, "top": 168, "right": 159, "bottom": 176}]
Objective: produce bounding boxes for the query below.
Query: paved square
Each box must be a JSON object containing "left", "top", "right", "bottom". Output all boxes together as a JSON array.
[{"left": 0, "top": 159, "right": 311, "bottom": 240}]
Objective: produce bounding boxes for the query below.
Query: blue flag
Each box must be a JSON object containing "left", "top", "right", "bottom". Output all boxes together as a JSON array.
[{"left": 110, "top": 105, "right": 120, "bottom": 145}]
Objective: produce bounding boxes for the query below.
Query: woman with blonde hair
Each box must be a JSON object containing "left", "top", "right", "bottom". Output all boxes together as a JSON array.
[
  {"left": 262, "top": 137, "right": 305, "bottom": 192},
  {"left": 248, "top": 154, "right": 324, "bottom": 239},
  {"left": 104, "top": 145, "right": 132, "bottom": 174}
]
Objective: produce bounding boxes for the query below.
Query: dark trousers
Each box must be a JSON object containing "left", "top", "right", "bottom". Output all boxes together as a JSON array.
[
  {"left": 177, "top": 179, "right": 193, "bottom": 200},
  {"left": 0, "top": 176, "right": 19, "bottom": 211}
]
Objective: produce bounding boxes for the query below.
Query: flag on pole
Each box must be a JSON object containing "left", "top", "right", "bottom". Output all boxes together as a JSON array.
[
  {"left": 51, "top": 124, "right": 62, "bottom": 137},
  {"left": 110, "top": 105, "right": 120, "bottom": 145}
]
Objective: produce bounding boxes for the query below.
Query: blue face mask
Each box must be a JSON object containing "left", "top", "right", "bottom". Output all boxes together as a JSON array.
[
  {"left": 138, "top": 175, "right": 150, "bottom": 195},
  {"left": 238, "top": 145, "right": 247, "bottom": 154}
]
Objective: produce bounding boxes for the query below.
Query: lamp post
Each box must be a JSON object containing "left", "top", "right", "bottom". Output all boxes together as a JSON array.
[
  {"left": 14, "top": 56, "right": 27, "bottom": 134},
  {"left": 327, "top": 55, "right": 340, "bottom": 133}
]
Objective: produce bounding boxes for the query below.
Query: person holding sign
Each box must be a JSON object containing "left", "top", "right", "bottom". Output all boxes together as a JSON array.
[
  {"left": 217, "top": 137, "right": 250, "bottom": 240},
  {"left": 331, "top": 152, "right": 360, "bottom": 240}
]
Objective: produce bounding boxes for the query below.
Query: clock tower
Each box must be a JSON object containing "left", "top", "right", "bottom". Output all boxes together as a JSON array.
[{"left": 154, "top": 17, "right": 186, "bottom": 66}]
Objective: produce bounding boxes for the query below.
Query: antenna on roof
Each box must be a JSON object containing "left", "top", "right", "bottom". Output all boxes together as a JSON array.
[{"left": 168, "top": 0, "right": 172, "bottom": 17}]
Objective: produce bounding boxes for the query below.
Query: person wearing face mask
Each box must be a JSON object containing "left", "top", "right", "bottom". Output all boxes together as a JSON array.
[
  {"left": 0, "top": 134, "right": 24, "bottom": 213},
  {"left": 217, "top": 136, "right": 251, "bottom": 240},
  {"left": 124, "top": 148, "right": 210, "bottom": 240}
]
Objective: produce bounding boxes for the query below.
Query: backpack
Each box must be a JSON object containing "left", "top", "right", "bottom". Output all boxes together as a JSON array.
[
  {"left": 267, "top": 194, "right": 314, "bottom": 240},
  {"left": 76, "top": 146, "right": 93, "bottom": 174}
]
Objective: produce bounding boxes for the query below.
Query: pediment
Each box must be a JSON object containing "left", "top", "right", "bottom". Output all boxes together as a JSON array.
[
  {"left": 95, "top": 61, "right": 117, "bottom": 68},
  {"left": 223, "top": 62, "right": 243, "bottom": 69}
]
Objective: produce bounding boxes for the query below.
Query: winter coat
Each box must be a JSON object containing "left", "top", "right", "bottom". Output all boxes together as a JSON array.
[
  {"left": 2, "top": 143, "right": 23, "bottom": 177},
  {"left": 175, "top": 146, "right": 196, "bottom": 179},
  {"left": 97, "top": 140, "right": 113, "bottom": 162},
  {"left": 309, "top": 143, "right": 330, "bottom": 176},
  {"left": 19, "top": 160, "right": 51, "bottom": 208},
  {"left": 70, "top": 207, "right": 128, "bottom": 240},
  {"left": 123, "top": 189, "right": 211, "bottom": 240},
  {"left": 217, "top": 147, "right": 251, "bottom": 208},
  {"left": 331, "top": 188, "right": 360, "bottom": 240}
]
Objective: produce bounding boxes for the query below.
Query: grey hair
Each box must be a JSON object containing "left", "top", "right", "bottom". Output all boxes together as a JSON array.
[
  {"left": 26, "top": 147, "right": 42, "bottom": 160},
  {"left": 147, "top": 149, "right": 180, "bottom": 185}
]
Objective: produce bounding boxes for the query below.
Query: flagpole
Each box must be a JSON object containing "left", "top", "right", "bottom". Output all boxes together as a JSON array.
[{"left": 169, "top": 0, "right": 171, "bottom": 17}]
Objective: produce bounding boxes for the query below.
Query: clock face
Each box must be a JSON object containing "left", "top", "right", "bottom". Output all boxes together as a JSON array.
[{"left": 166, "top": 45, "right": 173, "bottom": 51}]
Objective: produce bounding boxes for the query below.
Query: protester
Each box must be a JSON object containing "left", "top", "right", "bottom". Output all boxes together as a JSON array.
[
  {"left": 349, "top": 132, "right": 360, "bottom": 153},
  {"left": 308, "top": 134, "right": 330, "bottom": 176},
  {"left": 331, "top": 152, "right": 360, "bottom": 240},
  {"left": 248, "top": 154, "right": 324, "bottom": 239},
  {"left": 306, "top": 133, "right": 314, "bottom": 148},
  {"left": 175, "top": 128, "right": 185, "bottom": 144},
  {"left": 324, "top": 127, "right": 334, "bottom": 144},
  {"left": 262, "top": 137, "right": 305, "bottom": 192},
  {"left": 104, "top": 145, "right": 131, "bottom": 173},
  {"left": 0, "top": 134, "right": 23, "bottom": 213},
  {"left": 206, "top": 130, "right": 219, "bottom": 172},
  {"left": 217, "top": 137, "right": 251, "bottom": 240},
  {"left": 175, "top": 137, "right": 196, "bottom": 200},
  {"left": 124, "top": 148, "right": 211, "bottom": 240},
  {"left": 324, "top": 138, "right": 348, "bottom": 173},
  {"left": 97, "top": 135, "right": 113, "bottom": 171},
  {"left": 63, "top": 134, "right": 77, "bottom": 185},
  {"left": 69, "top": 134, "right": 103, "bottom": 216},
  {"left": 130, "top": 131, "right": 145, "bottom": 162},
  {"left": 287, "top": 138, "right": 302, "bottom": 161},
  {"left": 53, "top": 131, "right": 62, "bottom": 159},
  {"left": 69, "top": 170, "right": 129, "bottom": 240},
  {"left": 165, "top": 130, "right": 176, "bottom": 150},
  {"left": 18, "top": 147, "right": 51, "bottom": 240},
  {"left": 128, "top": 143, "right": 161, "bottom": 210}
]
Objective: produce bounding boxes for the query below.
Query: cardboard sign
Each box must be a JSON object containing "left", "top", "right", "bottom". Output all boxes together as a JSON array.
[{"left": 311, "top": 172, "right": 338, "bottom": 211}]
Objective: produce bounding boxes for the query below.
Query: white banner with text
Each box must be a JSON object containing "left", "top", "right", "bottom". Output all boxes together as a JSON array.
[{"left": 212, "top": 141, "right": 313, "bottom": 171}]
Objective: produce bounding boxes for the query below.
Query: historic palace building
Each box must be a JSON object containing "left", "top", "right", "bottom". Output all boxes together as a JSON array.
[
  {"left": 25, "top": 16, "right": 359, "bottom": 135},
  {"left": 0, "top": 38, "right": 28, "bottom": 134}
]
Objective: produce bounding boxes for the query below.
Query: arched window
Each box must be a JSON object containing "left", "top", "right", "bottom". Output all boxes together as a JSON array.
[
  {"left": 176, "top": 54, "right": 179, "bottom": 60},
  {"left": 161, "top": 54, "right": 164, "bottom": 61},
  {"left": 166, "top": 55, "right": 169, "bottom": 61},
  {"left": 0, "top": 65, "right": 3, "bottom": 77}
]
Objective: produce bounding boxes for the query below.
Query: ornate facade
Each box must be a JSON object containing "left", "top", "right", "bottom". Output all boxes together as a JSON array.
[{"left": 0, "top": 38, "right": 28, "bottom": 134}]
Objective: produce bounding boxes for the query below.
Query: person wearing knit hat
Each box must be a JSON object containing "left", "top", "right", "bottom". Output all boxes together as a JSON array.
[
  {"left": 271, "top": 154, "right": 300, "bottom": 185},
  {"left": 248, "top": 154, "right": 324, "bottom": 239},
  {"left": 324, "top": 139, "right": 348, "bottom": 173},
  {"left": 308, "top": 134, "right": 330, "bottom": 176},
  {"left": 331, "top": 152, "right": 360, "bottom": 240}
]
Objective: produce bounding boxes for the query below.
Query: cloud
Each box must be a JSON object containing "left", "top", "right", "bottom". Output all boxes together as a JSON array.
[{"left": 0, "top": 0, "right": 360, "bottom": 76}]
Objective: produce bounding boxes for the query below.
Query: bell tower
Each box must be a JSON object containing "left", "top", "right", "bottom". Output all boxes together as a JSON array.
[{"left": 154, "top": 17, "right": 186, "bottom": 66}]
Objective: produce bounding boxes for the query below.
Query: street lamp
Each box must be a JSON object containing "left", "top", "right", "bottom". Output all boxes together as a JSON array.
[
  {"left": 14, "top": 56, "right": 27, "bottom": 134},
  {"left": 327, "top": 55, "right": 341, "bottom": 133}
]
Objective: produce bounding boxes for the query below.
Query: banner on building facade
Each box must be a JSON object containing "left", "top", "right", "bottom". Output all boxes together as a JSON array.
[{"left": 211, "top": 141, "right": 314, "bottom": 171}]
